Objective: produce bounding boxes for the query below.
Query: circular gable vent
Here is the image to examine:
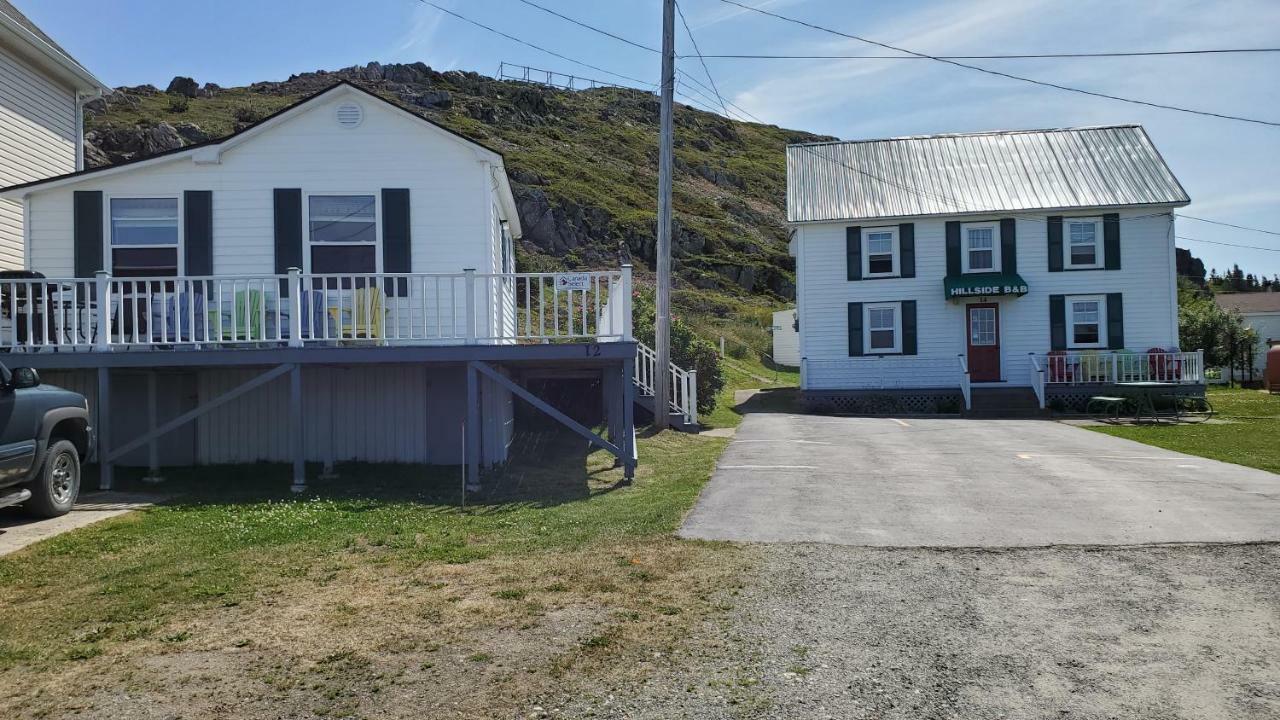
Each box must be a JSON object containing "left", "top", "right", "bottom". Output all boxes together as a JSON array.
[{"left": 335, "top": 102, "right": 364, "bottom": 128}]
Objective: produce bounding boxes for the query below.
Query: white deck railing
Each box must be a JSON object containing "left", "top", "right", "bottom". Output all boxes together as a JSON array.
[
  {"left": 635, "top": 340, "right": 698, "bottom": 426},
  {"left": 0, "top": 267, "right": 632, "bottom": 351},
  {"left": 1039, "top": 350, "right": 1204, "bottom": 385},
  {"left": 1028, "top": 353, "right": 1047, "bottom": 408}
]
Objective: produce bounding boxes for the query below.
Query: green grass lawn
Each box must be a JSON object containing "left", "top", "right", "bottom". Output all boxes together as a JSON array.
[
  {"left": 1091, "top": 387, "right": 1280, "bottom": 474},
  {"left": 702, "top": 354, "right": 799, "bottom": 429},
  {"left": 0, "top": 429, "right": 740, "bottom": 717}
]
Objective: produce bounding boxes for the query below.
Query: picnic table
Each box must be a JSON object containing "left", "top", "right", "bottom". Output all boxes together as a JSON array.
[{"left": 1116, "top": 381, "right": 1178, "bottom": 423}]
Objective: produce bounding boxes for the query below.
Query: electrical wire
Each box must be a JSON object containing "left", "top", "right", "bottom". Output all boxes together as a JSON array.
[
  {"left": 676, "top": 0, "right": 732, "bottom": 121},
  {"left": 686, "top": 48, "right": 1280, "bottom": 60},
  {"left": 1177, "top": 214, "right": 1280, "bottom": 237},
  {"left": 1176, "top": 236, "right": 1280, "bottom": 252},
  {"left": 415, "top": 0, "right": 656, "bottom": 88},
  {"left": 716, "top": 0, "right": 1280, "bottom": 128}
]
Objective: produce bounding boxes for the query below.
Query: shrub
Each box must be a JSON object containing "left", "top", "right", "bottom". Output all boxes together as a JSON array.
[
  {"left": 233, "top": 105, "right": 265, "bottom": 124},
  {"left": 167, "top": 95, "right": 189, "bottom": 114},
  {"left": 632, "top": 286, "right": 725, "bottom": 415}
]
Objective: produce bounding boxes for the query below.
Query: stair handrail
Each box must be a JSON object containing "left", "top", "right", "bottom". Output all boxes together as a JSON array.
[
  {"left": 958, "top": 354, "right": 971, "bottom": 411},
  {"left": 633, "top": 340, "right": 697, "bottom": 426},
  {"left": 1028, "top": 353, "right": 1046, "bottom": 409}
]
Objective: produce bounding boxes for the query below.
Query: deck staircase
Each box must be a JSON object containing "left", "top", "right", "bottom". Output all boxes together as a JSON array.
[
  {"left": 964, "top": 386, "right": 1048, "bottom": 419},
  {"left": 632, "top": 341, "right": 700, "bottom": 432}
]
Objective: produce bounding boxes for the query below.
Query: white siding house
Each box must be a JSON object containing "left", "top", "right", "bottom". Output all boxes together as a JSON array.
[
  {"left": 0, "top": 82, "right": 638, "bottom": 489},
  {"left": 788, "top": 125, "right": 1199, "bottom": 412},
  {"left": 1215, "top": 292, "right": 1280, "bottom": 380},
  {"left": 0, "top": 0, "right": 106, "bottom": 268}
]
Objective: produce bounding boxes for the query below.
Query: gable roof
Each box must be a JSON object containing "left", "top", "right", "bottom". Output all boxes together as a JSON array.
[
  {"left": 0, "top": 82, "right": 522, "bottom": 237},
  {"left": 787, "top": 124, "right": 1190, "bottom": 224},
  {"left": 1215, "top": 292, "right": 1280, "bottom": 315},
  {"left": 0, "top": 0, "right": 106, "bottom": 93}
]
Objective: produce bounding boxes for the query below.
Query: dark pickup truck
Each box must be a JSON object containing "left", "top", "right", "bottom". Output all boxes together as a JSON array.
[{"left": 0, "top": 361, "right": 92, "bottom": 517}]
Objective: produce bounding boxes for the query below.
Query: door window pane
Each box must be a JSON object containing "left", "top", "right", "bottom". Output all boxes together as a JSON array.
[{"left": 969, "top": 308, "right": 996, "bottom": 345}]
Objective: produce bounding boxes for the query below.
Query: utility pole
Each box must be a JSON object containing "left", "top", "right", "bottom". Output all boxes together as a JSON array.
[{"left": 654, "top": 0, "right": 676, "bottom": 430}]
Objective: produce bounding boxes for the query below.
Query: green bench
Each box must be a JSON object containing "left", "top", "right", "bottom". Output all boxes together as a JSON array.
[{"left": 1086, "top": 395, "right": 1127, "bottom": 420}]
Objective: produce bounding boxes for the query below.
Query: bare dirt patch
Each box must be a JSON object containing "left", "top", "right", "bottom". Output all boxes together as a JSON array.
[{"left": 2, "top": 539, "right": 748, "bottom": 719}]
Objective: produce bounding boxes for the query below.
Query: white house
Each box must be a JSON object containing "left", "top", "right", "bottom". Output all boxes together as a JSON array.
[
  {"left": 1215, "top": 292, "right": 1280, "bottom": 381},
  {"left": 770, "top": 308, "right": 799, "bottom": 367},
  {"left": 0, "top": 0, "right": 107, "bottom": 268},
  {"left": 787, "top": 125, "right": 1203, "bottom": 413},
  {"left": 0, "top": 82, "right": 644, "bottom": 490}
]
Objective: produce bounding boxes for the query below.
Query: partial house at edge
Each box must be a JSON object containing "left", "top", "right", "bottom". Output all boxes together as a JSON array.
[
  {"left": 787, "top": 124, "right": 1202, "bottom": 412},
  {"left": 0, "top": 0, "right": 107, "bottom": 268},
  {"left": 1214, "top": 292, "right": 1280, "bottom": 380},
  {"left": 0, "top": 82, "right": 642, "bottom": 489}
]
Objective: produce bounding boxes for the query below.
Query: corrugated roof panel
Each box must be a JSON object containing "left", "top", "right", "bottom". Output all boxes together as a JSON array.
[{"left": 787, "top": 125, "right": 1189, "bottom": 223}]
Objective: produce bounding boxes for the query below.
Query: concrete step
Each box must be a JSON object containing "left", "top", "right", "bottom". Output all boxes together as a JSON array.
[{"left": 966, "top": 387, "right": 1046, "bottom": 418}]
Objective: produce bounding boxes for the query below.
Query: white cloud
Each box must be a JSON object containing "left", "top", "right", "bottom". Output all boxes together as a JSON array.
[{"left": 389, "top": 3, "right": 446, "bottom": 59}]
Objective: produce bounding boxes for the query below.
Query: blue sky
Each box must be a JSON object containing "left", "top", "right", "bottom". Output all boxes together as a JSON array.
[{"left": 21, "top": 0, "right": 1280, "bottom": 277}]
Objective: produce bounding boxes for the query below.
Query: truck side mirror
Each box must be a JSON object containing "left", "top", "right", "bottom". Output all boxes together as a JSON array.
[{"left": 11, "top": 367, "right": 40, "bottom": 389}]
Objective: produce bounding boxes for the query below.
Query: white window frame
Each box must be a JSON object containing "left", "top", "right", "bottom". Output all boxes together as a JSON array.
[
  {"left": 960, "top": 221, "right": 1001, "bottom": 274},
  {"left": 302, "top": 191, "right": 382, "bottom": 275},
  {"left": 104, "top": 194, "right": 184, "bottom": 277},
  {"left": 1067, "top": 294, "right": 1107, "bottom": 349},
  {"left": 861, "top": 226, "right": 899, "bottom": 278},
  {"left": 864, "top": 301, "right": 902, "bottom": 355},
  {"left": 1063, "top": 216, "right": 1104, "bottom": 270}
]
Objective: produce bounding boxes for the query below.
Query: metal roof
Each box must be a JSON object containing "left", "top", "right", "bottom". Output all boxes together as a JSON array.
[{"left": 787, "top": 125, "right": 1189, "bottom": 224}]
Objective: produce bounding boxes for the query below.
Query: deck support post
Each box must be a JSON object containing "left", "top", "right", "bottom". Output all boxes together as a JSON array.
[
  {"left": 465, "top": 362, "right": 481, "bottom": 492},
  {"left": 319, "top": 370, "right": 337, "bottom": 480},
  {"left": 96, "top": 367, "right": 112, "bottom": 490},
  {"left": 621, "top": 356, "right": 636, "bottom": 483},
  {"left": 289, "top": 363, "right": 305, "bottom": 493},
  {"left": 142, "top": 370, "right": 164, "bottom": 484}
]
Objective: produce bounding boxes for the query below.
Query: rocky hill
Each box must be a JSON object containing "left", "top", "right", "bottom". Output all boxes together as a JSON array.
[{"left": 84, "top": 62, "right": 834, "bottom": 346}]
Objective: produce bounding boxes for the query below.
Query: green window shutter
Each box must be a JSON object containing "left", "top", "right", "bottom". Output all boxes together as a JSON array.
[
  {"left": 945, "top": 222, "right": 961, "bottom": 276},
  {"left": 899, "top": 223, "right": 915, "bottom": 278},
  {"left": 273, "top": 189, "right": 303, "bottom": 296},
  {"left": 1000, "top": 218, "right": 1017, "bottom": 274},
  {"left": 381, "top": 188, "right": 411, "bottom": 296},
  {"left": 847, "top": 302, "right": 863, "bottom": 356},
  {"left": 902, "top": 300, "right": 917, "bottom": 355},
  {"left": 846, "top": 226, "right": 862, "bottom": 281},
  {"left": 73, "top": 190, "right": 103, "bottom": 278},
  {"left": 1103, "top": 213, "right": 1121, "bottom": 270},
  {"left": 1106, "top": 293, "right": 1124, "bottom": 349},
  {"left": 183, "top": 190, "right": 213, "bottom": 276},
  {"left": 1049, "top": 294, "right": 1066, "bottom": 350},
  {"left": 1047, "top": 216, "right": 1063, "bottom": 272}
]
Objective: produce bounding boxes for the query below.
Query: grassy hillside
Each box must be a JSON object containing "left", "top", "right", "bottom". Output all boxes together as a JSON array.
[{"left": 85, "top": 63, "right": 832, "bottom": 359}]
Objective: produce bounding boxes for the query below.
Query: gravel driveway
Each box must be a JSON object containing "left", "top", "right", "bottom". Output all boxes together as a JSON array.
[{"left": 681, "top": 414, "right": 1280, "bottom": 546}]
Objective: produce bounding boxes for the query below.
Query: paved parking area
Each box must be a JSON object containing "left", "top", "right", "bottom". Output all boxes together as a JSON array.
[
  {"left": 0, "top": 492, "right": 165, "bottom": 556},
  {"left": 679, "top": 414, "right": 1280, "bottom": 546}
]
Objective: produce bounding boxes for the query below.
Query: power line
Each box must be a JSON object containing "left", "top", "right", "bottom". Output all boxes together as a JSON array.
[
  {"left": 415, "top": 0, "right": 655, "bottom": 88},
  {"left": 1177, "top": 236, "right": 1280, "bottom": 253},
  {"left": 675, "top": 1, "right": 731, "bottom": 121},
  {"left": 1178, "top": 214, "right": 1280, "bottom": 237},
  {"left": 685, "top": 48, "right": 1280, "bottom": 60},
  {"left": 716, "top": 0, "right": 1280, "bottom": 128}
]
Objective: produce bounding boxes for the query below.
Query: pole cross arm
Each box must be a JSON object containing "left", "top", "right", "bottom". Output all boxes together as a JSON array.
[{"left": 469, "top": 361, "right": 624, "bottom": 460}]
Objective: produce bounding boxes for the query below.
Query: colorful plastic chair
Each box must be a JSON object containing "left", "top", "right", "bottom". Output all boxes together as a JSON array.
[{"left": 329, "top": 285, "right": 386, "bottom": 340}]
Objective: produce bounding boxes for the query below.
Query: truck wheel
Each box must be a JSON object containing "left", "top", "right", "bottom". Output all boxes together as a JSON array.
[{"left": 23, "top": 440, "right": 81, "bottom": 518}]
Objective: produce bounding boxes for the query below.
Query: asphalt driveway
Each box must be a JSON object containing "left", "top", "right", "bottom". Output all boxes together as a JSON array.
[{"left": 680, "top": 414, "right": 1280, "bottom": 546}]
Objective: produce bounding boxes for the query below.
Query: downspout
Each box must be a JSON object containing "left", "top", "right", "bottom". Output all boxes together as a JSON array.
[{"left": 75, "top": 91, "right": 85, "bottom": 171}]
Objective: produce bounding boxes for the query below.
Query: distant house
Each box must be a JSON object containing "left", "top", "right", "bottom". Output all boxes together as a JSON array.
[
  {"left": 771, "top": 308, "right": 799, "bottom": 367},
  {"left": 1214, "top": 292, "right": 1280, "bottom": 379},
  {"left": 787, "top": 125, "right": 1203, "bottom": 412},
  {"left": 0, "top": 82, "right": 648, "bottom": 491},
  {"left": 0, "top": 0, "right": 107, "bottom": 268}
]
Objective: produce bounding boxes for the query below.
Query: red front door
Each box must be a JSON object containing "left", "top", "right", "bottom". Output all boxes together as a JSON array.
[{"left": 966, "top": 303, "right": 1001, "bottom": 382}]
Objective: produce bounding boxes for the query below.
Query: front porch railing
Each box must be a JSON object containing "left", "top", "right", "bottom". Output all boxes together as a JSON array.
[
  {"left": 1039, "top": 350, "right": 1204, "bottom": 385},
  {"left": 0, "top": 268, "right": 632, "bottom": 351}
]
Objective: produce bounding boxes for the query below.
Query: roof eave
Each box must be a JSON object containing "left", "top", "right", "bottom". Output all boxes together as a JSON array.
[
  {"left": 786, "top": 199, "right": 1191, "bottom": 226},
  {"left": 0, "top": 15, "right": 108, "bottom": 94}
]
